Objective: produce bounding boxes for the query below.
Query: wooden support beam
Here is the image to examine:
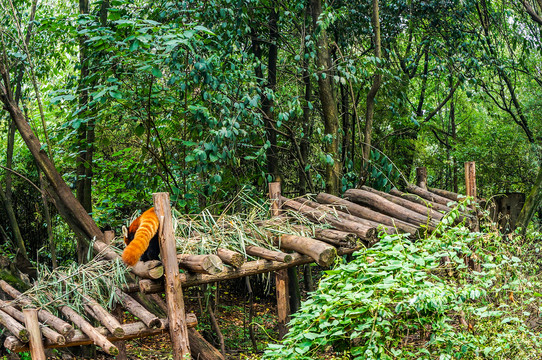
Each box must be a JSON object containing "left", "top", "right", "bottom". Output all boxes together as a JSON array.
[
  {"left": 153, "top": 192, "right": 191, "bottom": 359},
  {"left": 269, "top": 182, "right": 290, "bottom": 340},
  {"left": 465, "top": 161, "right": 477, "bottom": 198},
  {"left": 136, "top": 247, "right": 360, "bottom": 294},
  {"left": 0, "top": 280, "right": 74, "bottom": 339},
  {"left": 5, "top": 315, "right": 198, "bottom": 352},
  {"left": 23, "top": 309, "right": 46, "bottom": 360}
]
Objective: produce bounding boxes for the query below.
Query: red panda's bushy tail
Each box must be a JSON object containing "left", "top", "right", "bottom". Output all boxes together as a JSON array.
[{"left": 122, "top": 208, "right": 160, "bottom": 266}]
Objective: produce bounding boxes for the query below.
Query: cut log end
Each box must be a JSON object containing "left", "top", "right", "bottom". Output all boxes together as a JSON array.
[
  {"left": 112, "top": 327, "right": 125, "bottom": 338},
  {"left": 19, "top": 329, "right": 29, "bottom": 343},
  {"left": 61, "top": 324, "right": 76, "bottom": 339},
  {"left": 148, "top": 318, "right": 162, "bottom": 329},
  {"left": 317, "top": 248, "right": 338, "bottom": 268},
  {"left": 107, "top": 345, "right": 119, "bottom": 356}
]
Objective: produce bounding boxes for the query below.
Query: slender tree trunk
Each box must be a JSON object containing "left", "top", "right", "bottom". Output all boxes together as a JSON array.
[
  {"left": 310, "top": 0, "right": 340, "bottom": 194},
  {"left": 263, "top": 7, "right": 279, "bottom": 179},
  {"left": 299, "top": 2, "right": 314, "bottom": 195},
  {"left": 362, "top": 0, "right": 382, "bottom": 165}
]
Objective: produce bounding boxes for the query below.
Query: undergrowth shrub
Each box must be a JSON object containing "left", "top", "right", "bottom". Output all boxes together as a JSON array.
[{"left": 263, "top": 208, "right": 542, "bottom": 359}]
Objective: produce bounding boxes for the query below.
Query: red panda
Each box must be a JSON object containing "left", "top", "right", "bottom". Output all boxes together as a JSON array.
[{"left": 121, "top": 207, "right": 160, "bottom": 266}]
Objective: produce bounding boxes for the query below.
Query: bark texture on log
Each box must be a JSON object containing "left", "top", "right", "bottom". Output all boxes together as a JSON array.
[
  {"left": 153, "top": 193, "right": 191, "bottom": 359},
  {"left": 428, "top": 187, "right": 462, "bottom": 202},
  {"left": 0, "top": 281, "right": 74, "bottom": 339},
  {"left": 277, "top": 234, "right": 337, "bottom": 267},
  {"left": 315, "top": 193, "right": 420, "bottom": 237},
  {"left": 281, "top": 196, "right": 377, "bottom": 243},
  {"left": 246, "top": 246, "right": 293, "bottom": 263},
  {"left": 0, "top": 299, "right": 65, "bottom": 345},
  {"left": 115, "top": 289, "right": 161, "bottom": 329},
  {"left": 216, "top": 248, "right": 244, "bottom": 268},
  {"left": 138, "top": 247, "right": 360, "bottom": 293},
  {"left": 344, "top": 189, "right": 438, "bottom": 230},
  {"left": 56, "top": 302, "right": 118, "bottom": 355},
  {"left": 188, "top": 327, "right": 225, "bottom": 360},
  {"left": 406, "top": 184, "right": 455, "bottom": 207},
  {"left": 5, "top": 315, "right": 197, "bottom": 352},
  {"left": 23, "top": 309, "right": 46, "bottom": 360},
  {"left": 177, "top": 254, "right": 224, "bottom": 274},
  {"left": 361, "top": 186, "right": 444, "bottom": 221},
  {"left": 0, "top": 308, "right": 29, "bottom": 342},
  {"left": 389, "top": 188, "right": 452, "bottom": 213}
]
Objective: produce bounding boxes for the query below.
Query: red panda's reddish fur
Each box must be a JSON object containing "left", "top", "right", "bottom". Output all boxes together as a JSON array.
[{"left": 122, "top": 207, "right": 160, "bottom": 266}]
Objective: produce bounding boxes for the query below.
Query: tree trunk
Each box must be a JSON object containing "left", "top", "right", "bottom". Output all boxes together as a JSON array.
[
  {"left": 0, "top": 63, "right": 104, "bottom": 243},
  {"left": 362, "top": 0, "right": 382, "bottom": 164},
  {"left": 264, "top": 7, "right": 279, "bottom": 179},
  {"left": 517, "top": 165, "right": 542, "bottom": 233},
  {"left": 311, "top": 0, "right": 341, "bottom": 194}
]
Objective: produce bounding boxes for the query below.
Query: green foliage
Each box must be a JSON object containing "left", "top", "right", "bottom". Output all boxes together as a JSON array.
[{"left": 263, "top": 212, "right": 542, "bottom": 359}]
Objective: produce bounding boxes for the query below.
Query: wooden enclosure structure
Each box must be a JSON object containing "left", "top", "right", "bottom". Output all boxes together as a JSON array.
[{"left": 0, "top": 164, "right": 480, "bottom": 359}]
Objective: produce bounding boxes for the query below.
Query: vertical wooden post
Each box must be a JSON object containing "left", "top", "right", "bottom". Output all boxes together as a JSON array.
[
  {"left": 23, "top": 308, "right": 46, "bottom": 360},
  {"left": 153, "top": 193, "right": 191, "bottom": 359},
  {"left": 269, "top": 182, "right": 290, "bottom": 339},
  {"left": 416, "top": 167, "right": 427, "bottom": 189},
  {"left": 464, "top": 162, "right": 476, "bottom": 198}
]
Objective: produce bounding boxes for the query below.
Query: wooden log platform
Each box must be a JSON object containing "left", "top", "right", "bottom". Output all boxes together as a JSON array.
[
  {"left": 315, "top": 193, "right": 421, "bottom": 237},
  {"left": 5, "top": 314, "right": 197, "bottom": 352}
]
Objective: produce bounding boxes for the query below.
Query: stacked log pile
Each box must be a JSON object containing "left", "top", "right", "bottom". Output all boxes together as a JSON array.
[{"left": 0, "top": 184, "right": 467, "bottom": 356}]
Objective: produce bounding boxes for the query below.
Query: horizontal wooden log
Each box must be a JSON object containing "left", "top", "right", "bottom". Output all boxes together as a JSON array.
[
  {"left": 216, "top": 248, "right": 245, "bottom": 268},
  {"left": 406, "top": 184, "right": 455, "bottom": 207},
  {"left": 308, "top": 227, "right": 359, "bottom": 247},
  {"left": 390, "top": 188, "right": 452, "bottom": 213},
  {"left": 5, "top": 314, "right": 197, "bottom": 352},
  {"left": 177, "top": 254, "right": 224, "bottom": 274},
  {"left": 115, "top": 289, "right": 161, "bottom": 329},
  {"left": 0, "top": 299, "right": 65, "bottom": 345},
  {"left": 92, "top": 241, "right": 164, "bottom": 279},
  {"left": 0, "top": 308, "right": 29, "bottom": 342},
  {"left": 315, "top": 193, "right": 421, "bottom": 237},
  {"left": 361, "top": 186, "right": 445, "bottom": 221},
  {"left": 0, "top": 280, "right": 74, "bottom": 339},
  {"left": 276, "top": 234, "right": 337, "bottom": 267},
  {"left": 428, "top": 187, "right": 463, "bottom": 202},
  {"left": 246, "top": 245, "right": 292, "bottom": 262},
  {"left": 280, "top": 196, "right": 377, "bottom": 243},
  {"left": 298, "top": 197, "right": 393, "bottom": 233},
  {"left": 345, "top": 188, "right": 439, "bottom": 230},
  {"left": 138, "top": 246, "right": 360, "bottom": 293}
]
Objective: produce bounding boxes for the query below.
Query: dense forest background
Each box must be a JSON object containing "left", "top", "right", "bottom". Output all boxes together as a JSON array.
[{"left": 1, "top": 0, "right": 542, "bottom": 266}]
